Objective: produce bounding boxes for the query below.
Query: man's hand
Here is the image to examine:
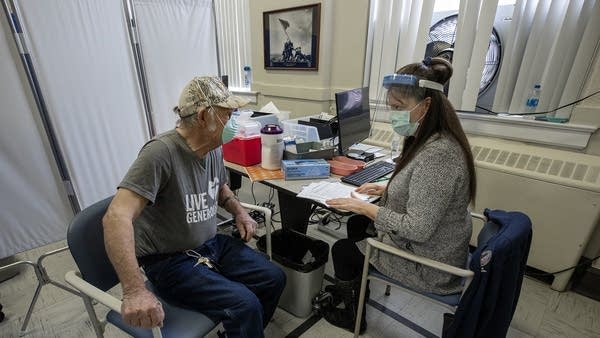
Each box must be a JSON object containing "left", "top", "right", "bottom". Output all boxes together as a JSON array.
[
  {"left": 104, "top": 189, "right": 163, "bottom": 328},
  {"left": 354, "top": 183, "right": 386, "bottom": 196},
  {"left": 235, "top": 213, "right": 257, "bottom": 242},
  {"left": 122, "top": 287, "right": 165, "bottom": 328}
]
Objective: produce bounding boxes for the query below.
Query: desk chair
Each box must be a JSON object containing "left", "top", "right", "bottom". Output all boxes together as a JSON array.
[
  {"left": 65, "top": 196, "right": 273, "bottom": 338},
  {"left": 354, "top": 210, "right": 530, "bottom": 337}
]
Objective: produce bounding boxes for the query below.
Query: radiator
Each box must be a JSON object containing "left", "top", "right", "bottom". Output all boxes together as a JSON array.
[{"left": 366, "top": 122, "right": 600, "bottom": 291}]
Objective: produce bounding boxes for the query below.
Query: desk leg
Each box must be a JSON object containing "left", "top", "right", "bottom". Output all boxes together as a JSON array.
[
  {"left": 278, "top": 190, "right": 312, "bottom": 234},
  {"left": 228, "top": 171, "right": 242, "bottom": 191}
]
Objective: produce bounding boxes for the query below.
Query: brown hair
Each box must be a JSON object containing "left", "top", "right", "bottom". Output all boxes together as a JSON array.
[{"left": 389, "top": 57, "right": 476, "bottom": 203}]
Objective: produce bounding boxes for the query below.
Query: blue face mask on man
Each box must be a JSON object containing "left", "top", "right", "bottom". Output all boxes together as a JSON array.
[
  {"left": 390, "top": 101, "right": 424, "bottom": 137},
  {"left": 213, "top": 107, "right": 238, "bottom": 144}
]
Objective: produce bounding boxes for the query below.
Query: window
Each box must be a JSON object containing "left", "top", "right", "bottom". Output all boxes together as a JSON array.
[
  {"left": 214, "top": 0, "right": 252, "bottom": 91},
  {"left": 365, "top": 0, "right": 598, "bottom": 120}
]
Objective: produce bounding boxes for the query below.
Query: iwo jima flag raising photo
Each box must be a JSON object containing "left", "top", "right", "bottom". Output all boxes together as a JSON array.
[{"left": 264, "top": 4, "right": 320, "bottom": 70}]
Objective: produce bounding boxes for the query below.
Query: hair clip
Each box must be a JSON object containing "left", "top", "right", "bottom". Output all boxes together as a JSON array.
[{"left": 422, "top": 57, "right": 433, "bottom": 66}]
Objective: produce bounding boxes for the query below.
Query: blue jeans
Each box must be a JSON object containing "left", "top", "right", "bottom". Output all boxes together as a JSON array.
[{"left": 143, "top": 234, "right": 286, "bottom": 338}]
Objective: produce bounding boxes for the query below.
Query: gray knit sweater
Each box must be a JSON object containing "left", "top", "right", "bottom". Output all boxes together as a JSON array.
[{"left": 358, "top": 132, "right": 472, "bottom": 295}]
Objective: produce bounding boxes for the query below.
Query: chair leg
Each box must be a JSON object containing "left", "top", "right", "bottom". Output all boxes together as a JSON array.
[
  {"left": 385, "top": 285, "right": 391, "bottom": 296},
  {"left": 81, "top": 295, "right": 105, "bottom": 338},
  {"left": 20, "top": 278, "right": 43, "bottom": 335}
]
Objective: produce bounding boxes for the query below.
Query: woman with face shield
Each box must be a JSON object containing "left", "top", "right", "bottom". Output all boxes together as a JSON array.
[{"left": 322, "top": 57, "right": 476, "bottom": 333}]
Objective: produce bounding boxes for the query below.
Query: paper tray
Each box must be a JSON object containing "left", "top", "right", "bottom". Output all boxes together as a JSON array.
[{"left": 284, "top": 142, "right": 334, "bottom": 160}]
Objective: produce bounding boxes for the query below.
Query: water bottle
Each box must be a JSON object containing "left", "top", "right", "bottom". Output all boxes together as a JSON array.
[
  {"left": 525, "top": 84, "right": 542, "bottom": 113},
  {"left": 243, "top": 65, "right": 252, "bottom": 90}
]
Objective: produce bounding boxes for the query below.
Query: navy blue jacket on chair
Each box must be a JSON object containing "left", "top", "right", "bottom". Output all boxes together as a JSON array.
[{"left": 444, "top": 209, "right": 533, "bottom": 338}]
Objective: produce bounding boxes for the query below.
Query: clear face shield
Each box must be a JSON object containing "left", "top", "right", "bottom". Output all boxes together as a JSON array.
[
  {"left": 374, "top": 74, "right": 444, "bottom": 120},
  {"left": 373, "top": 74, "right": 444, "bottom": 137}
]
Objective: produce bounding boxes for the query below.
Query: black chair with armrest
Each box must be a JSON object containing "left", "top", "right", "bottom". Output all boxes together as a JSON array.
[{"left": 65, "top": 196, "right": 273, "bottom": 338}]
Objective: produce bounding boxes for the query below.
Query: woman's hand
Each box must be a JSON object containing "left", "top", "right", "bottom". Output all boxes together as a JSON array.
[
  {"left": 326, "top": 192, "right": 380, "bottom": 219},
  {"left": 355, "top": 183, "right": 385, "bottom": 196}
]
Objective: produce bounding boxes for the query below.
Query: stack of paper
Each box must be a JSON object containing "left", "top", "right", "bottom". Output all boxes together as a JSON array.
[
  {"left": 296, "top": 181, "right": 372, "bottom": 205},
  {"left": 349, "top": 143, "right": 387, "bottom": 158},
  {"left": 349, "top": 143, "right": 383, "bottom": 153}
]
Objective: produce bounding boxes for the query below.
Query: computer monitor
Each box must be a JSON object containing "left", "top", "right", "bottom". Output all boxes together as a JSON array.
[{"left": 335, "top": 87, "right": 370, "bottom": 155}]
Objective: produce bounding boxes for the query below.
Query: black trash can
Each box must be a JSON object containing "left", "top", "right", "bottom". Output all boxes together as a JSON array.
[{"left": 257, "top": 229, "right": 329, "bottom": 318}]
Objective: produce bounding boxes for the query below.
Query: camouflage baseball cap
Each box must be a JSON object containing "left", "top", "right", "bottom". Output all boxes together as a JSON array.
[{"left": 176, "top": 76, "right": 249, "bottom": 118}]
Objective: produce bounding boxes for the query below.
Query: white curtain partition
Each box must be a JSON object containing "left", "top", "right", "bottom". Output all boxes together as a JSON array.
[
  {"left": 0, "top": 15, "right": 72, "bottom": 258},
  {"left": 15, "top": 0, "right": 149, "bottom": 208},
  {"left": 132, "top": 0, "right": 219, "bottom": 133}
]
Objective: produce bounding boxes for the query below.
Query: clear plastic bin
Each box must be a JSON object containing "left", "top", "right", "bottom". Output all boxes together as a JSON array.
[{"left": 282, "top": 120, "right": 320, "bottom": 143}]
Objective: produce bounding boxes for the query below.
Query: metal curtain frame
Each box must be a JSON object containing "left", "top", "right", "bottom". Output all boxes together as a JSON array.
[
  {"left": 1, "top": 1, "right": 82, "bottom": 335},
  {"left": 211, "top": 0, "right": 222, "bottom": 77},
  {"left": 1, "top": 0, "right": 80, "bottom": 215},
  {"left": 123, "top": 0, "right": 224, "bottom": 139},
  {"left": 123, "top": 0, "right": 156, "bottom": 139}
]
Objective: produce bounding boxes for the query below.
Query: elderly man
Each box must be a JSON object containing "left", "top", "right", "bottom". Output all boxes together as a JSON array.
[{"left": 103, "top": 76, "right": 285, "bottom": 338}]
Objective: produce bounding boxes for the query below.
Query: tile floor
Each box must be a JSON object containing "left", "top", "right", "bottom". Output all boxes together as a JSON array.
[{"left": 1, "top": 181, "right": 599, "bottom": 337}]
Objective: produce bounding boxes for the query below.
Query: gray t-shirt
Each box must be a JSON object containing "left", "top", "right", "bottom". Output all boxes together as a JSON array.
[{"left": 119, "top": 129, "right": 228, "bottom": 257}]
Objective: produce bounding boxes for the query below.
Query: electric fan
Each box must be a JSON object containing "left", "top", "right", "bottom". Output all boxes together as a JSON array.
[{"left": 425, "top": 14, "right": 502, "bottom": 95}]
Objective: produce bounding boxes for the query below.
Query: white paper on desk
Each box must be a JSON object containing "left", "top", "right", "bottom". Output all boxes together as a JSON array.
[
  {"left": 297, "top": 182, "right": 373, "bottom": 205},
  {"left": 260, "top": 101, "right": 280, "bottom": 114},
  {"left": 259, "top": 101, "right": 290, "bottom": 121},
  {"left": 349, "top": 143, "right": 383, "bottom": 153}
]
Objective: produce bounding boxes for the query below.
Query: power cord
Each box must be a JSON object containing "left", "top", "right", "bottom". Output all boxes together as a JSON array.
[
  {"left": 457, "top": 89, "right": 600, "bottom": 116},
  {"left": 247, "top": 210, "right": 266, "bottom": 225},
  {"left": 249, "top": 186, "right": 279, "bottom": 228},
  {"left": 330, "top": 213, "right": 343, "bottom": 230},
  {"left": 251, "top": 182, "right": 257, "bottom": 205},
  {"left": 258, "top": 201, "right": 278, "bottom": 231},
  {"left": 309, "top": 207, "right": 329, "bottom": 224},
  {"left": 267, "top": 187, "right": 275, "bottom": 204},
  {"left": 308, "top": 206, "right": 344, "bottom": 230},
  {"left": 526, "top": 254, "right": 600, "bottom": 277}
]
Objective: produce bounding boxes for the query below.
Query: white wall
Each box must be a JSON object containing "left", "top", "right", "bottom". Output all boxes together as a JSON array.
[{"left": 247, "top": 0, "right": 368, "bottom": 116}]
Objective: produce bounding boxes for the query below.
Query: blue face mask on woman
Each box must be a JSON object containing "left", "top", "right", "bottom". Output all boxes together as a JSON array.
[{"left": 390, "top": 101, "right": 424, "bottom": 137}]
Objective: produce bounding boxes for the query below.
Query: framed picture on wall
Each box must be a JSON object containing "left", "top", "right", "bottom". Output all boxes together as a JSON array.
[{"left": 263, "top": 3, "right": 321, "bottom": 70}]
